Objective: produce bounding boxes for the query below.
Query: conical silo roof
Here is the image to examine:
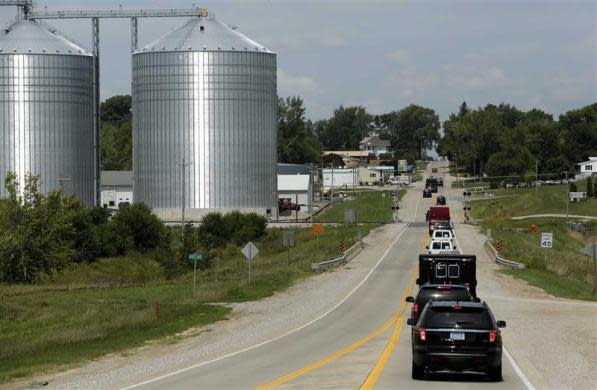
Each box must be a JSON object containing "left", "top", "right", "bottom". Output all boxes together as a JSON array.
[
  {"left": 135, "top": 16, "right": 273, "bottom": 54},
  {"left": 0, "top": 20, "right": 91, "bottom": 56}
]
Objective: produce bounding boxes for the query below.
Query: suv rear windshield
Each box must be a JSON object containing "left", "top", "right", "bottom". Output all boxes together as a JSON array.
[
  {"left": 417, "top": 288, "right": 471, "bottom": 304},
  {"left": 422, "top": 306, "right": 493, "bottom": 329}
]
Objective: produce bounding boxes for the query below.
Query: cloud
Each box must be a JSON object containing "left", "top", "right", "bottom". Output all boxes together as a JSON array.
[
  {"left": 386, "top": 49, "right": 410, "bottom": 65},
  {"left": 319, "top": 31, "right": 348, "bottom": 48},
  {"left": 443, "top": 55, "right": 508, "bottom": 89},
  {"left": 277, "top": 69, "right": 320, "bottom": 97}
]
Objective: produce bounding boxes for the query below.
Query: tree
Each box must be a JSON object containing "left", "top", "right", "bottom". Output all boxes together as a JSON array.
[
  {"left": 0, "top": 172, "right": 77, "bottom": 283},
  {"left": 317, "top": 106, "right": 373, "bottom": 150},
  {"left": 277, "top": 97, "right": 322, "bottom": 164},
  {"left": 378, "top": 105, "right": 440, "bottom": 161},
  {"left": 485, "top": 127, "right": 535, "bottom": 178},
  {"left": 109, "top": 203, "right": 165, "bottom": 253},
  {"left": 100, "top": 95, "right": 133, "bottom": 171},
  {"left": 587, "top": 177, "right": 594, "bottom": 197},
  {"left": 559, "top": 103, "right": 597, "bottom": 169},
  {"left": 322, "top": 153, "right": 345, "bottom": 168}
]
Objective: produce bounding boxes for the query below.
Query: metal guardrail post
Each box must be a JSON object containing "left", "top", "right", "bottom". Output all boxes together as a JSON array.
[
  {"left": 311, "top": 241, "right": 364, "bottom": 271},
  {"left": 484, "top": 241, "right": 526, "bottom": 269}
]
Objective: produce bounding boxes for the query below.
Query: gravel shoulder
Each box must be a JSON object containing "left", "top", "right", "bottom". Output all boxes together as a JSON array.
[
  {"left": 444, "top": 166, "right": 597, "bottom": 390},
  {"left": 7, "top": 185, "right": 421, "bottom": 390}
]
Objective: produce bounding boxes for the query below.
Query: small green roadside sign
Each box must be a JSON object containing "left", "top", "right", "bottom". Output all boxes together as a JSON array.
[{"left": 188, "top": 253, "right": 203, "bottom": 262}]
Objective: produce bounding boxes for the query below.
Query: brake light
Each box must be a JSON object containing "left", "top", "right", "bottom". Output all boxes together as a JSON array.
[
  {"left": 452, "top": 305, "right": 463, "bottom": 310},
  {"left": 418, "top": 328, "right": 426, "bottom": 342},
  {"left": 437, "top": 286, "right": 452, "bottom": 290},
  {"left": 413, "top": 303, "right": 419, "bottom": 320},
  {"left": 489, "top": 330, "right": 497, "bottom": 343}
]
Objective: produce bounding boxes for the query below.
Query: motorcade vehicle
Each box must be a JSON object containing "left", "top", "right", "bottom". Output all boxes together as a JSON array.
[
  {"left": 431, "top": 167, "right": 438, "bottom": 173},
  {"left": 278, "top": 198, "right": 300, "bottom": 211},
  {"left": 436, "top": 195, "right": 446, "bottom": 205},
  {"left": 408, "top": 301, "right": 506, "bottom": 381},
  {"left": 431, "top": 229, "right": 454, "bottom": 244},
  {"left": 427, "top": 239, "right": 458, "bottom": 255},
  {"left": 417, "top": 254, "right": 477, "bottom": 297},
  {"left": 428, "top": 206, "right": 450, "bottom": 234},
  {"left": 405, "top": 284, "right": 474, "bottom": 322},
  {"left": 437, "top": 178, "right": 443, "bottom": 186},
  {"left": 423, "top": 188, "right": 432, "bottom": 198}
]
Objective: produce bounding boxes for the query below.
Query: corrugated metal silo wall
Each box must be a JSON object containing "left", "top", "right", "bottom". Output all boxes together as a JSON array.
[
  {"left": 133, "top": 51, "right": 277, "bottom": 210},
  {"left": 0, "top": 54, "right": 95, "bottom": 204}
]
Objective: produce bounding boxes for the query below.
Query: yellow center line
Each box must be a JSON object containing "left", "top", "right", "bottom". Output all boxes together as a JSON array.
[
  {"left": 359, "top": 315, "right": 405, "bottom": 390},
  {"left": 257, "top": 230, "right": 428, "bottom": 390},
  {"left": 256, "top": 270, "right": 418, "bottom": 390}
]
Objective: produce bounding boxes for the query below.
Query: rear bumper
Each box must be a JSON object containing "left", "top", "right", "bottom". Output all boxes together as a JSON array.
[{"left": 413, "top": 348, "right": 501, "bottom": 372}]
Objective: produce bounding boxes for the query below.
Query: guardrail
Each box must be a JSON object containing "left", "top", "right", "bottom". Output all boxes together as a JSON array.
[
  {"left": 311, "top": 240, "right": 365, "bottom": 271},
  {"left": 484, "top": 240, "right": 526, "bottom": 269}
]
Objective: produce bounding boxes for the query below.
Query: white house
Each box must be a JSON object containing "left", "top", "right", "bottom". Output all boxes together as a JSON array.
[
  {"left": 357, "top": 166, "right": 396, "bottom": 185},
  {"left": 578, "top": 157, "right": 597, "bottom": 178},
  {"left": 100, "top": 171, "right": 133, "bottom": 209},
  {"left": 359, "top": 135, "right": 392, "bottom": 157}
]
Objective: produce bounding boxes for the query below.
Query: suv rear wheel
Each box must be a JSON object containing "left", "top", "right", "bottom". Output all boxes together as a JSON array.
[
  {"left": 488, "top": 364, "right": 502, "bottom": 382},
  {"left": 412, "top": 361, "right": 425, "bottom": 380}
]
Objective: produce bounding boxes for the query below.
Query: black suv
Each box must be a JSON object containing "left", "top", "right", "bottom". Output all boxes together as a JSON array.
[
  {"left": 436, "top": 195, "right": 446, "bottom": 205},
  {"left": 407, "top": 301, "right": 506, "bottom": 381},
  {"left": 423, "top": 188, "right": 432, "bottom": 198},
  {"left": 406, "top": 285, "right": 474, "bottom": 322}
]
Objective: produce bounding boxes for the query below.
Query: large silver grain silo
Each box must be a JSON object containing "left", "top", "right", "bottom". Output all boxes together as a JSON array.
[
  {"left": 133, "top": 16, "right": 277, "bottom": 220},
  {"left": 0, "top": 20, "right": 94, "bottom": 204}
]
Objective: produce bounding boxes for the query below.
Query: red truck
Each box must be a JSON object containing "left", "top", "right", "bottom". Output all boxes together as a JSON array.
[{"left": 428, "top": 206, "right": 451, "bottom": 235}]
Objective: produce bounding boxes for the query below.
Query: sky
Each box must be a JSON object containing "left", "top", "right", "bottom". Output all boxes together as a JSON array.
[{"left": 1, "top": 0, "right": 595, "bottom": 123}]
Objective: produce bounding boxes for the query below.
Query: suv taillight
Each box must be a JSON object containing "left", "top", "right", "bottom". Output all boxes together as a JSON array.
[
  {"left": 418, "top": 328, "right": 426, "bottom": 342},
  {"left": 413, "top": 303, "right": 419, "bottom": 320},
  {"left": 489, "top": 330, "right": 497, "bottom": 343}
]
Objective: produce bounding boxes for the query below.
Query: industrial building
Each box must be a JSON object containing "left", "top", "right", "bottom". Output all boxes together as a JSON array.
[
  {"left": 0, "top": 19, "right": 95, "bottom": 204},
  {"left": 100, "top": 171, "right": 133, "bottom": 209},
  {"left": 322, "top": 168, "right": 358, "bottom": 190},
  {"left": 133, "top": 15, "right": 277, "bottom": 220}
]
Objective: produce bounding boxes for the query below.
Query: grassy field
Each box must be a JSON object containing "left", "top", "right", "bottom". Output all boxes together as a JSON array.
[
  {"left": 471, "top": 181, "right": 597, "bottom": 218},
  {"left": 314, "top": 189, "right": 404, "bottom": 223},
  {"left": 0, "top": 221, "right": 371, "bottom": 382},
  {"left": 471, "top": 182, "right": 597, "bottom": 301}
]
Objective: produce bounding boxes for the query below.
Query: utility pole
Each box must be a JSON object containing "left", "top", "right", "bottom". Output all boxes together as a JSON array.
[
  {"left": 535, "top": 160, "right": 539, "bottom": 193},
  {"left": 564, "top": 171, "right": 569, "bottom": 221},
  {"left": 177, "top": 159, "right": 193, "bottom": 238}
]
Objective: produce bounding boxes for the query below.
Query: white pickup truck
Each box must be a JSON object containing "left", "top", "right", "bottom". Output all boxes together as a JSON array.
[
  {"left": 431, "top": 229, "right": 455, "bottom": 244},
  {"left": 427, "top": 238, "right": 458, "bottom": 255}
]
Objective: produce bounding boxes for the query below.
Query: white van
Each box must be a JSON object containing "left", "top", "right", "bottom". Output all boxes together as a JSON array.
[
  {"left": 431, "top": 229, "right": 455, "bottom": 244},
  {"left": 427, "top": 239, "right": 458, "bottom": 255}
]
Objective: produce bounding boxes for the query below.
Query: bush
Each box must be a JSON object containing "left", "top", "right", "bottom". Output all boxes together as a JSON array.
[
  {"left": 587, "top": 177, "right": 594, "bottom": 197},
  {"left": 109, "top": 203, "right": 166, "bottom": 252},
  {"left": 198, "top": 212, "right": 268, "bottom": 248},
  {"left": 569, "top": 182, "right": 577, "bottom": 192}
]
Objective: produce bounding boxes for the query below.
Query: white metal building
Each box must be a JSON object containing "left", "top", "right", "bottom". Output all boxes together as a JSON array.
[
  {"left": 100, "top": 171, "right": 133, "bottom": 209},
  {"left": 277, "top": 174, "right": 313, "bottom": 211},
  {"left": 322, "top": 168, "right": 358, "bottom": 189}
]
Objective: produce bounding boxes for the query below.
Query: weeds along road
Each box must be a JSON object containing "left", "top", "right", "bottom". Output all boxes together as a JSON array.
[{"left": 125, "top": 163, "right": 529, "bottom": 390}]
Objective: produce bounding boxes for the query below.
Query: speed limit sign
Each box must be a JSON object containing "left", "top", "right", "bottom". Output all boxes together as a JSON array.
[{"left": 541, "top": 232, "right": 553, "bottom": 248}]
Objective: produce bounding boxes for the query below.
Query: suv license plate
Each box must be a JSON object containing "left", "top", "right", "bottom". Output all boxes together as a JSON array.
[{"left": 450, "top": 332, "right": 465, "bottom": 340}]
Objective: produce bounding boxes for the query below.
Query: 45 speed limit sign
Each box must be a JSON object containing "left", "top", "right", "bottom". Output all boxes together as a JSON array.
[{"left": 541, "top": 232, "right": 553, "bottom": 248}]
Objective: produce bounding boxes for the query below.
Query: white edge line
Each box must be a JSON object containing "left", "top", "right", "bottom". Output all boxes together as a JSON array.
[
  {"left": 453, "top": 187, "right": 535, "bottom": 390},
  {"left": 503, "top": 346, "right": 535, "bottom": 390},
  {"left": 121, "top": 195, "right": 421, "bottom": 389}
]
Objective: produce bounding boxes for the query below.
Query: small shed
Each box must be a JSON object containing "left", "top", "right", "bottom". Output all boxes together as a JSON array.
[{"left": 278, "top": 174, "right": 313, "bottom": 211}]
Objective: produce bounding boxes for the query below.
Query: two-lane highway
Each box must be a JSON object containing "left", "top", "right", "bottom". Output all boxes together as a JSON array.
[{"left": 127, "top": 163, "right": 530, "bottom": 389}]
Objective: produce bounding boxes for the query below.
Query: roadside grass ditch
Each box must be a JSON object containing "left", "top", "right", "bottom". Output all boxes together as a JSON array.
[
  {"left": 471, "top": 184, "right": 597, "bottom": 301},
  {"left": 0, "top": 188, "right": 406, "bottom": 382}
]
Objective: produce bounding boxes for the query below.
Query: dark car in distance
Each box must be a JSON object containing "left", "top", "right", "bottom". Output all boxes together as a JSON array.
[
  {"left": 423, "top": 188, "right": 432, "bottom": 198},
  {"left": 405, "top": 284, "right": 475, "bottom": 322},
  {"left": 436, "top": 195, "right": 446, "bottom": 205},
  {"left": 408, "top": 301, "right": 506, "bottom": 381}
]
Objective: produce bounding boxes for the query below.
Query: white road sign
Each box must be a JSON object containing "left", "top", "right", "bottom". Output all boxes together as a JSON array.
[
  {"left": 241, "top": 241, "right": 259, "bottom": 261},
  {"left": 541, "top": 232, "right": 553, "bottom": 248}
]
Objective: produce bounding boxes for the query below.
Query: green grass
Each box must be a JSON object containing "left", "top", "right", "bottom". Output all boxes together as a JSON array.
[
  {"left": 313, "top": 189, "right": 404, "bottom": 223},
  {"left": 471, "top": 181, "right": 597, "bottom": 218},
  {"left": 470, "top": 181, "right": 597, "bottom": 301},
  {"left": 0, "top": 221, "right": 373, "bottom": 382},
  {"left": 501, "top": 268, "right": 596, "bottom": 301}
]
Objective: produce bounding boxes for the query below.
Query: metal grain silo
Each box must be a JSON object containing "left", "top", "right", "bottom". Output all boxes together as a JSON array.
[
  {"left": 0, "top": 20, "right": 94, "bottom": 204},
  {"left": 132, "top": 16, "right": 277, "bottom": 220}
]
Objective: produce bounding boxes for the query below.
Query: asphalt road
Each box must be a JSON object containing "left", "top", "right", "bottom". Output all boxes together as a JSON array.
[{"left": 130, "top": 162, "right": 529, "bottom": 390}]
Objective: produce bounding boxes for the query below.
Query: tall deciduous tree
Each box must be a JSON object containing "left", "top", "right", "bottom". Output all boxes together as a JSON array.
[
  {"left": 277, "top": 97, "right": 322, "bottom": 164},
  {"left": 100, "top": 95, "right": 133, "bottom": 171},
  {"left": 317, "top": 106, "right": 373, "bottom": 150}
]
